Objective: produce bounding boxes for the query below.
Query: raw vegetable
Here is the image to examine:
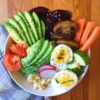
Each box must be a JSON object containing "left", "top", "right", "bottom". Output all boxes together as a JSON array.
[
  {"left": 67, "top": 61, "right": 84, "bottom": 76},
  {"left": 79, "top": 26, "right": 100, "bottom": 51},
  {"left": 74, "top": 19, "right": 86, "bottom": 43},
  {"left": 40, "top": 69, "right": 57, "bottom": 79},
  {"left": 74, "top": 50, "right": 90, "bottom": 66},
  {"left": 39, "top": 64, "right": 55, "bottom": 72},
  {"left": 80, "top": 22, "right": 95, "bottom": 46},
  {"left": 9, "top": 43, "right": 27, "bottom": 57},
  {"left": 3, "top": 54, "right": 21, "bottom": 72}
]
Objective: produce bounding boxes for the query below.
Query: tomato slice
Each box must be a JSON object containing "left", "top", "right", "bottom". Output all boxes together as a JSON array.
[
  {"left": 9, "top": 43, "right": 27, "bottom": 57},
  {"left": 3, "top": 54, "right": 21, "bottom": 72}
]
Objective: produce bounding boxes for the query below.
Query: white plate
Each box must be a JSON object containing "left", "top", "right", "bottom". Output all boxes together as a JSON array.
[{"left": 4, "top": 35, "right": 90, "bottom": 96}]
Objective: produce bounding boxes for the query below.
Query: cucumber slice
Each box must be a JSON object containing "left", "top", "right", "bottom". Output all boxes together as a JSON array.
[
  {"left": 67, "top": 61, "right": 84, "bottom": 76},
  {"left": 74, "top": 50, "right": 90, "bottom": 66}
]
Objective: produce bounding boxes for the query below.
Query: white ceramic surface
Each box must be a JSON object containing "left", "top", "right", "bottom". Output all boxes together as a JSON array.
[{"left": 4, "top": 35, "right": 90, "bottom": 96}]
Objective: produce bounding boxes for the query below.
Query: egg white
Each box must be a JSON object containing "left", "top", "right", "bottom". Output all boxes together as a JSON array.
[
  {"left": 50, "top": 44, "right": 73, "bottom": 70},
  {"left": 51, "top": 70, "right": 78, "bottom": 92}
]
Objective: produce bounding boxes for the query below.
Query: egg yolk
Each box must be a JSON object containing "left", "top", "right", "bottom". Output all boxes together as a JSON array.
[
  {"left": 56, "top": 74, "right": 75, "bottom": 87},
  {"left": 54, "top": 48, "right": 70, "bottom": 64}
]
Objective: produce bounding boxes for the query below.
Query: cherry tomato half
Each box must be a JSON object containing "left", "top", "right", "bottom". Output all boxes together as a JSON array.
[
  {"left": 9, "top": 43, "right": 27, "bottom": 57},
  {"left": 3, "top": 54, "right": 21, "bottom": 72}
]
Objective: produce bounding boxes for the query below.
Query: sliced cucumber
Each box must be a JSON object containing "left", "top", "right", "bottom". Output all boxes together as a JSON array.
[
  {"left": 74, "top": 50, "right": 90, "bottom": 66},
  {"left": 67, "top": 61, "right": 84, "bottom": 76}
]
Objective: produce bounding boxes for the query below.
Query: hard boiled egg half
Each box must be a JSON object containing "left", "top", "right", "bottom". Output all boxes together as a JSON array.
[
  {"left": 51, "top": 70, "right": 78, "bottom": 92},
  {"left": 50, "top": 44, "right": 73, "bottom": 70}
]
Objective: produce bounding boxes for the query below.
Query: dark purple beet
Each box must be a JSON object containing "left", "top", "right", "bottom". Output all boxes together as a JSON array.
[
  {"left": 45, "top": 9, "right": 72, "bottom": 40},
  {"left": 29, "top": 6, "right": 51, "bottom": 21}
]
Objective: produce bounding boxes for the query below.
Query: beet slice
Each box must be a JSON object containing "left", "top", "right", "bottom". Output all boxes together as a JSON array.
[
  {"left": 29, "top": 6, "right": 51, "bottom": 21},
  {"left": 45, "top": 9, "right": 72, "bottom": 40}
]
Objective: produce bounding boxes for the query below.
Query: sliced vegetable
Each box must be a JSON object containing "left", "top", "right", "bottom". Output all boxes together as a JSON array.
[
  {"left": 3, "top": 22, "right": 23, "bottom": 43},
  {"left": 3, "top": 54, "right": 21, "bottom": 72},
  {"left": 53, "top": 20, "right": 78, "bottom": 40},
  {"left": 74, "top": 50, "right": 90, "bottom": 66},
  {"left": 67, "top": 61, "right": 84, "bottom": 76},
  {"left": 79, "top": 26, "right": 100, "bottom": 51},
  {"left": 9, "top": 43, "right": 27, "bottom": 57},
  {"left": 74, "top": 19, "right": 86, "bottom": 43},
  {"left": 40, "top": 69, "right": 57, "bottom": 79},
  {"left": 56, "top": 39, "right": 79, "bottom": 49},
  {"left": 39, "top": 64, "right": 55, "bottom": 72},
  {"left": 80, "top": 22, "right": 95, "bottom": 46}
]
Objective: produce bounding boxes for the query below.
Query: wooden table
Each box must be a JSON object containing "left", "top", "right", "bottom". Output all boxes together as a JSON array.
[{"left": 0, "top": 0, "right": 100, "bottom": 100}]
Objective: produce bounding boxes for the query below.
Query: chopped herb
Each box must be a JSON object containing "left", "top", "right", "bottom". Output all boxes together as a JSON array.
[
  {"left": 67, "top": 80, "right": 74, "bottom": 82},
  {"left": 55, "top": 79, "right": 59, "bottom": 83},
  {"left": 61, "top": 81, "right": 66, "bottom": 84},
  {"left": 60, "top": 49, "right": 64, "bottom": 55}
]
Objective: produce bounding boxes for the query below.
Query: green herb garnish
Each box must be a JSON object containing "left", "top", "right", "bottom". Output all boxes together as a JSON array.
[
  {"left": 55, "top": 79, "right": 59, "bottom": 83},
  {"left": 67, "top": 80, "right": 74, "bottom": 82}
]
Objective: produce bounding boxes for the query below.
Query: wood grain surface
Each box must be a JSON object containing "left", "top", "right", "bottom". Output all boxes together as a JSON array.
[{"left": 0, "top": 0, "right": 100, "bottom": 100}]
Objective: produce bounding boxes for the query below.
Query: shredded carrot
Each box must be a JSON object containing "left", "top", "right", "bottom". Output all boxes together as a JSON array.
[
  {"left": 74, "top": 19, "right": 86, "bottom": 43},
  {"left": 79, "top": 26, "right": 100, "bottom": 52},
  {"left": 80, "top": 22, "right": 95, "bottom": 46}
]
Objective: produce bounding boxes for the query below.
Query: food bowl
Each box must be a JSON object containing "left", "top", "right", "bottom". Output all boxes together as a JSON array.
[{"left": 4, "top": 35, "right": 90, "bottom": 96}]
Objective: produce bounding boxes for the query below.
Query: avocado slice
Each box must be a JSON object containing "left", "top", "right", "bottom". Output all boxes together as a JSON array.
[
  {"left": 9, "top": 17, "right": 27, "bottom": 42},
  {"left": 3, "top": 22, "right": 23, "bottom": 43},
  {"left": 29, "top": 42, "right": 54, "bottom": 67},
  {"left": 14, "top": 14, "right": 32, "bottom": 45},
  {"left": 28, "top": 40, "right": 49, "bottom": 66},
  {"left": 21, "top": 52, "right": 51, "bottom": 74},
  {"left": 21, "top": 38, "right": 44, "bottom": 67},
  {"left": 25, "top": 11, "right": 39, "bottom": 41},
  {"left": 40, "top": 20, "right": 45, "bottom": 37},
  {"left": 32, "top": 12, "right": 42, "bottom": 38},
  {"left": 17, "top": 12, "right": 36, "bottom": 44}
]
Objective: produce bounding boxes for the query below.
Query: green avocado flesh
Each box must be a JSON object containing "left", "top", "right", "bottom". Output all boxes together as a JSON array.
[
  {"left": 4, "top": 11, "right": 45, "bottom": 46},
  {"left": 21, "top": 39, "right": 54, "bottom": 74}
]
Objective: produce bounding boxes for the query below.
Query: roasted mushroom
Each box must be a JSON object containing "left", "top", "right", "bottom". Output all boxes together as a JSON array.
[
  {"left": 53, "top": 20, "right": 78, "bottom": 40},
  {"left": 56, "top": 39, "right": 79, "bottom": 49},
  {"left": 51, "top": 33, "right": 71, "bottom": 40}
]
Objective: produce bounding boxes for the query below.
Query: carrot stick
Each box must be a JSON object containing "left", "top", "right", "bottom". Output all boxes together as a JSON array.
[
  {"left": 74, "top": 19, "right": 86, "bottom": 43},
  {"left": 79, "top": 26, "right": 100, "bottom": 52},
  {"left": 80, "top": 22, "right": 95, "bottom": 46}
]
